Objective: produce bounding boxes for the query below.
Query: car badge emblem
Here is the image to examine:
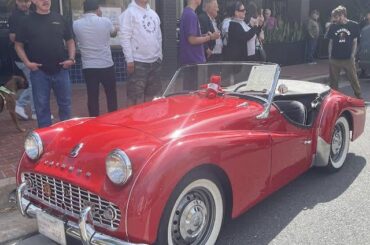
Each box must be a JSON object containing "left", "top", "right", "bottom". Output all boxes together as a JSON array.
[
  {"left": 70, "top": 143, "right": 84, "bottom": 158},
  {"left": 42, "top": 183, "right": 52, "bottom": 197}
]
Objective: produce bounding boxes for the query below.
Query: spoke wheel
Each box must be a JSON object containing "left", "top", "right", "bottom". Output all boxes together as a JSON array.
[{"left": 327, "top": 116, "right": 350, "bottom": 171}]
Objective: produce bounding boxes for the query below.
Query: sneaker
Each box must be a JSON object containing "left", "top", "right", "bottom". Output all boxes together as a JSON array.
[
  {"left": 15, "top": 105, "right": 29, "bottom": 120},
  {"left": 31, "top": 114, "right": 54, "bottom": 120}
]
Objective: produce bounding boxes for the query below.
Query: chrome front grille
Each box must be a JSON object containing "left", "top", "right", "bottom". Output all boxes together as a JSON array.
[{"left": 22, "top": 172, "right": 121, "bottom": 230}]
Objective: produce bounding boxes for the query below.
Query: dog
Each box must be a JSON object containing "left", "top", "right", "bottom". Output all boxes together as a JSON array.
[{"left": 0, "top": 75, "right": 29, "bottom": 132}]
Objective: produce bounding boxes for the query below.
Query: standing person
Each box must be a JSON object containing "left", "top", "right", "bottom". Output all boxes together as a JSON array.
[
  {"left": 179, "top": 0, "right": 220, "bottom": 90},
  {"left": 246, "top": 1, "right": 265, "bottom": 61},
  {"left": 263, "top": 8, "right": 277, "bottom": 31},
  {"left": 73, "top": 0, "right": 118, "bottom": 117},
  {"left": 359, "top": 11, "right": 370, "bottom": 30},
  {"left": 223, "top": 1, "right": 263, "bottom": 62},
  {"left": 8, "top": 0, "right": 34, "bottom": 120},
  {"left": 15, "top": 0, "right": 76, "bottom": 128},
  {"left": 198, "top": 0, "right": 222, "bottom": 61},
  {"left": 119, "top": 0, "right": 162, "bottom": 106},
  {"left": 306, "top": 10, "right": 320, "bottom": 64},
  {"left": 327, "top": 6, "right": 362, "bottom": 99},
  {"left": 221, "top": 1, "right": 235, "bottom": 51}
]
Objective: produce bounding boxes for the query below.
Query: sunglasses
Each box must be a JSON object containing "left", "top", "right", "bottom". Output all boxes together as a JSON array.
[{"left": 237, "top": 8, "right": 246, "bottom": 12}]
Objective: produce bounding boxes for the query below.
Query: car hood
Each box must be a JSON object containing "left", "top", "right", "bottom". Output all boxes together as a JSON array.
[
  {"left": 95, "top": 94, "right": 264, "bottom": 141},
  {"left": 27, "top": 121, "right": 162, "bottom": 195}
]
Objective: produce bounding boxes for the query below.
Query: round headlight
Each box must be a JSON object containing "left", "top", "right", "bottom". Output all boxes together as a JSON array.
[
  {"left": 105, "top": 149, "right": 132, "bottom": 185},
  {"left": 24, "top": 132, "right": 43, "bottom": 160}
]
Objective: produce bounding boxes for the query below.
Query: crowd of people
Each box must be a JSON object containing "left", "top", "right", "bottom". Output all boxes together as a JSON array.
[{"left": 7, "top": 0, "right": 370, "bottom": 129}]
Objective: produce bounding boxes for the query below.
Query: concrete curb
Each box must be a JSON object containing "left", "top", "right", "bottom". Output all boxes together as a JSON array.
[
  {"left": 0, "top": 177, "right": 16, "bottom": 208},
  {"left": 0, "top": 210, "right": 38, "bottom": 244},
  {"left": 0, "top": 177, "right": 16, "bottom": 188},
  {"left": 0, "top": 178, "right": 38, "bottom": 245}
]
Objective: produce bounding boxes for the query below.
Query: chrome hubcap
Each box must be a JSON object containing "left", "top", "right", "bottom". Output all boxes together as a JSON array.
[
  {"left": 179, "top": 199, "right": 207, "bottom": 239},
  {"left": 171, "top": 189, "right": 215, "bottom": 244},
  {"left": 331, "top": 123, "right": 344, "bottom": 161}
]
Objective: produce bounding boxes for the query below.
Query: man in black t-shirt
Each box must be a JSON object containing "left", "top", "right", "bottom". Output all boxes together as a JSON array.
[
  {"left": 15, "top": 0, "right": 76, "bottom": 128},
  {"left": 327, "top": 5, "right": 362, "bottom": 99},
  {"left": 8, "top": 0, "right": 35, "bottom": 120}
]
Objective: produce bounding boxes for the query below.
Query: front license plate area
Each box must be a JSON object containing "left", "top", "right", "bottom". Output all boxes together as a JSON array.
[{"left": 37, "top": 211, "right": 67, "bottom": 245}]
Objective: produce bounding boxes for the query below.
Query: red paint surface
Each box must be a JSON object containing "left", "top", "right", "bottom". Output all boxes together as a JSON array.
[{"left": 17, "top": 90, "right": 365, "bottom": 244}]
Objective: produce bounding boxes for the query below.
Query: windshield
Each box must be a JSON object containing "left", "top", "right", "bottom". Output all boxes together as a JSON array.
[{"left": 163, "top": 63, "right": 280, "bottom": 99}]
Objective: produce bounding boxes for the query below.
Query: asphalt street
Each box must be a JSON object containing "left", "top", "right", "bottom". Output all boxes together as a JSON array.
[{"left": 7, "top": 81, "right": 370, "bottom": 245}]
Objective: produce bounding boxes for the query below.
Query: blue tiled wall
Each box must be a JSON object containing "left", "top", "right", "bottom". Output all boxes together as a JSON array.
[{"left": 69, "top": 51, "right": 127, "bottom": 84}]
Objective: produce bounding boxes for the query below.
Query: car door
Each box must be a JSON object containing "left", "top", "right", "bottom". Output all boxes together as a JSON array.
[{"left": 269, "top": 122, "right": 312, "bottom": 191}]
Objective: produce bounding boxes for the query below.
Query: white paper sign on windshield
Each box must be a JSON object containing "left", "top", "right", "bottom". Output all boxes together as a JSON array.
[{"left": 245, "top": 65, "right": 277, "bottom": 92}]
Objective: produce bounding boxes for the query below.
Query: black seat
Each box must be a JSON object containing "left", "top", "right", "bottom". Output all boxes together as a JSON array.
[{"left": 274, "top": 100, "right": 307, "bottom": 125}]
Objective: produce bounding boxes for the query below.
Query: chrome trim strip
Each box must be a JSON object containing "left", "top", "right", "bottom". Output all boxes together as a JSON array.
[
  {"left": 257, "top": 65, "right": 281, "bottom": 119},
  {"left": 313, "top": 136, "right": 331, "bottom": 167},
  {"left": 79, "top": 206, "right": 94, "bottom": 245},
  {"left": 17, "top": 182, "right": 148, "bottom": 245},
  {"left": 16, "top": 182, "right": 28, "bottom": 216}
]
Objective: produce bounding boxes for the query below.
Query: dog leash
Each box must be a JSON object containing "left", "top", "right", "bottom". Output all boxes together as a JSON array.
[
  {"left": 0, "top": 86, "right": 16, "bottom": 95},
  {"left": 0, "top": 92, "right": 5, "bottom": 112}
]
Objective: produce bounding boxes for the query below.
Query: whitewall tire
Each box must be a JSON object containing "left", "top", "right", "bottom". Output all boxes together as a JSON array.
[
  {"left": 326, "top": 116, "right": 350, "bottom": 172},
  {"left": 157, "top": 172, "right": 224, "bottom": 245}
]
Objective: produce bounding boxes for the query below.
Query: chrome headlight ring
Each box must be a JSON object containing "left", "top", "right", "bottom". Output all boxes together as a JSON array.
[
  {"left": 24, "top": 132, "right": 43, "bottom": 161},
  {"left": 105, "top": 149, "right": 132, "bottom": 185}
]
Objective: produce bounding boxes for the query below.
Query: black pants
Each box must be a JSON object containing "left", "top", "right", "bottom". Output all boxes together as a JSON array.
[{"left": 83, "top": 66, "right": 118, "bottom": 117}]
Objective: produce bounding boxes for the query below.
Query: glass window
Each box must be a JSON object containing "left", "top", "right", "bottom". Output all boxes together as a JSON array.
[
  {"left": 67, "top": 0, "right": 156, "bottom": 46},
  {"left": 70, "top": 0, "right": 155, "bottom": 21}
]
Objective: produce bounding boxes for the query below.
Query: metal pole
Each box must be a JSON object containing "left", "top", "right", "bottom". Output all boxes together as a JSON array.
[{"left": 59, "top": 0, "right": 63, "bottom": 15}]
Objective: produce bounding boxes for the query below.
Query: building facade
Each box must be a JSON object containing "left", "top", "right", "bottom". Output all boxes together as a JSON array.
[{"left": 1, "top": 0, "right": 368, "bottom": 82}]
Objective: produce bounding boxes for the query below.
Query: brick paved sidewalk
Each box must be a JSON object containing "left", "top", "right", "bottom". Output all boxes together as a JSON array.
[{"left": 0, "top": 60, "right": 331, "bottom": 180}]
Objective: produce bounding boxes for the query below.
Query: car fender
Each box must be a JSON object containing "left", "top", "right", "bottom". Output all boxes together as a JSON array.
[
  {"left": 313, "top": 91, "right": 365, "bottom": 167},
  {"left": 124, "top": 131, "right": 271, "bottom": 243}
]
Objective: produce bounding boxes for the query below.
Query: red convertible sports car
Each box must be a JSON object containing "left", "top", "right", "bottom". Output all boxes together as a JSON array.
[{"left": 16, "top": 63, "right": 365, "bottom": 245}]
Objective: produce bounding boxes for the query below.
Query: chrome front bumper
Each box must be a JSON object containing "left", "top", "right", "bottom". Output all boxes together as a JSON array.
[{"left": 17, "top": 182, "right": 147, "bottom": 245}]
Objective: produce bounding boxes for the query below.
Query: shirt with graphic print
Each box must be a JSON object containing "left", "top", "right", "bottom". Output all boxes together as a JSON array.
[
  {"left": 119, "top": 1, "right": 162, "bottom": 64},
  {"left": 16, "top": 12, "right": 73, "bottom": 74},
  {"left": 327, "top": 20, "right": 360, "bottom": 59}
]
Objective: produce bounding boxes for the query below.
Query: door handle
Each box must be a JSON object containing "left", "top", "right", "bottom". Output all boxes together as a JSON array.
[{"left": 303, "top": 140, "right": 312, "bottom": 145}]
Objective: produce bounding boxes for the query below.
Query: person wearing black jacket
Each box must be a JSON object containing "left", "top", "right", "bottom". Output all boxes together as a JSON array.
[
  {"left": 198, "top": 0, "right": 222, "bottom": 61},
  {"left": 223, "top": 1, "right": 263, "bottom": 61}
]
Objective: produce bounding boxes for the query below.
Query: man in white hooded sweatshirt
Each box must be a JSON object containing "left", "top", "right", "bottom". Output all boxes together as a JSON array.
[{"left": 119, "top": 0, "right": 162, "bottom": 106}]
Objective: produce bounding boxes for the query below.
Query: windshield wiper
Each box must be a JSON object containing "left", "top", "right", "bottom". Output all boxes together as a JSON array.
[
  {"left": 242, "top": 89, "right": 267, "bottom": 93},
  {"left": 233, "top": 84, "right": 246, "bottom": 92}
]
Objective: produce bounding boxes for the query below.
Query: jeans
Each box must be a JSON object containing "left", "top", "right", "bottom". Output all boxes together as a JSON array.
[
  {"left": 15, "top": 61, "right": 35, "bottom": 113},
  {"left": 305, "top": 38, "right": 318, "bottom": 63},
  {"left": 30, "top": 69, "right": 72, "bottom": 128}
]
